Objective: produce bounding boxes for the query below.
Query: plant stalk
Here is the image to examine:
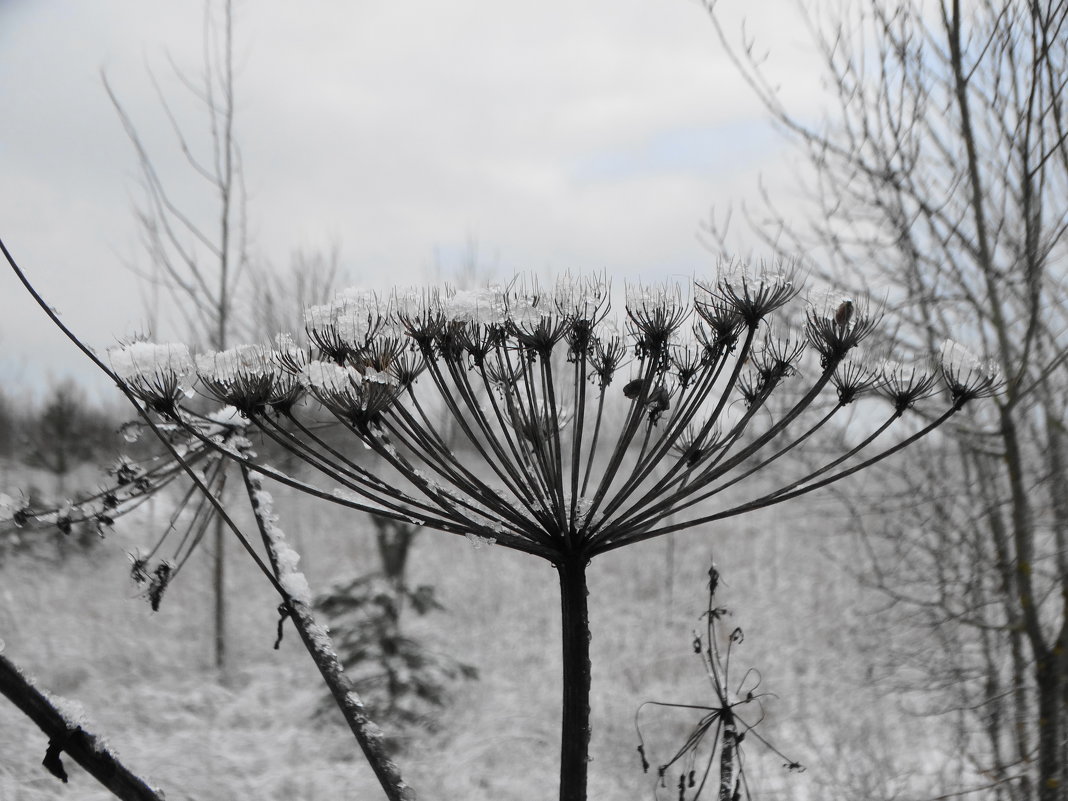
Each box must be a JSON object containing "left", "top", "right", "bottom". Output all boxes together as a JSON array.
[
  {"left": 558, "top": 553, "right": 592, "bottom": 801},
  {"left": 719, "top": 708, "right": 737, "bottom": 801},
  {"left": 0, "top": 654, "right": 165, "bottom": 801}
]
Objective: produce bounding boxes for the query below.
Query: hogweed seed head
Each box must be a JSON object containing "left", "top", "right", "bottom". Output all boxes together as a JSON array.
[
  {"left": 305, "top": 289, "right": 392, "bottom": 363},
  {"left": 804, "top": 290, "right": 880, "bottom": 367},
  {"left": 299, "top": 359, "right": 401, "bottom": 428},
  {"left": 831, "top": 351, "right": 882, "bottom": 405},
  {"left": 751, "top": 331, "right": 806, "bottom": 386},
  {"left": 625, "top": 282, "right": 691, "bottom": 364},
  {"left": 197, "top": 345, "right": 279, "bottom": 415},
  {"left": 506, "top": 292, "right": 568, "bottom": 357},
  {"left": 108, "top": 341, "right": 194, "bottom": 416},
  {"left": 880, "top": 359, "right": 938, "bottom": 412},
  {"left": 939, "top": 340, "right": 1002, "bottom": 405},
  {"left": 709, "top": 261, "right": 800, "bottom": 325},
  {"left": 444, "top": 287, "right": 508, "bottom": 326},
  {"left": 588, "top": 332, "right": 626, "bottom": 388},
  {"left": 84, "top": 264, "right": 998, "bottom": 566}
]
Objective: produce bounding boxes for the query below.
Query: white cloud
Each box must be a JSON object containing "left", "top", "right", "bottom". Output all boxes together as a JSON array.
[{"left": 0, "top": 0, "right": 826, "bottom": 397}]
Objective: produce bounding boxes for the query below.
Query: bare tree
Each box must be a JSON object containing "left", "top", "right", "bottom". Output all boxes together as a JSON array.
[
  {"left": 104, "top": 0, "right": 245, "bottom": 671},
  {"left": 704, "top": 1, "right": 1068, "bottom": 797},
  {"left": 0, "top": 388, "right": 17, "bottom": 461},
  {"left": 249, "top": 246, "right": 343, "bottom": 343}
]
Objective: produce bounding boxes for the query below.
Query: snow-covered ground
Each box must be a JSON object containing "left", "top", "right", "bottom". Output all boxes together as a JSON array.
[{"left": 0, "top": 471, "right": 958, "bottom": 800}]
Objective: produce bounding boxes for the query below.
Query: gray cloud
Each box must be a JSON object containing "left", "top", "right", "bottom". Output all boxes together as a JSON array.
[{"left": 0, "top": 0, "right": 822, "bottom": 397}]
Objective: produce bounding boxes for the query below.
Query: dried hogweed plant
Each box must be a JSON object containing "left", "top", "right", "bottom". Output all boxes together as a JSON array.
[
  {"left": 636, "top": 561, "right": 803, "bottom": 801},
  {"left": 2, "top": 238, "right": 1000, "bottom": 801}
]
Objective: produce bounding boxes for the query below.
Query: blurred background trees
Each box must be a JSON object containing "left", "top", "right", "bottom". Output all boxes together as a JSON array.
[
  {"left": 103, "top": 0, "right": 345, "bottom": 673},
  {"left": 103, "top": 0, "right": 245, "bottom": 672},
  {"left": 704, "top": 0, "right": 1068, "bottom": 797},
  {"left": 0, "top": 381, "right": 122, "bottom": 559},
  {"left": 0, "top": 389, "right": 16, "bottom": 463},
  {"left": 21, "top": 381, "right": 119, "bottom": 497}
]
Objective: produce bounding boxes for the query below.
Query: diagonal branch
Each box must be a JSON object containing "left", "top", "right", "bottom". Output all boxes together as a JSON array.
[
  {"left": 239, "top": 467, "right": 417, "bottom": 801},
  {"left": 0, "top": 654, "right": 166, "bottom": 801}
]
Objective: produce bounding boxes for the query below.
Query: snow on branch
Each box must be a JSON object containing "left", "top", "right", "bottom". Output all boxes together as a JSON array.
[
  {"left": 0, "top": 653, "right": 166, "bottom": 801},
  {"left": 240, "top": 467, "right": 417, "bottom": 801}
]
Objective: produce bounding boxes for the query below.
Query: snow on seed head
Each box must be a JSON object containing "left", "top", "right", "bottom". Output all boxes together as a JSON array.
[
  {"left": 109, "top": 342, "right": 193, "bottom": 381},
  {"left": 300, "top": 360, "right": 360, "bottom": 392},
  {"left": 444, "top": 287, "right": 507, "bottom": 325},
  {"left": 196, "top": 344, "right": 271, "bottom": 383}
]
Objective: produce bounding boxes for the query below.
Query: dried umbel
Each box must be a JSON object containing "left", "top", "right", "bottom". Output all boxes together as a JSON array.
[
  {"left": 108, "top": 341, "right": 194, "bottom": 417},
  {"left": 939, "top": 339, "right": 1002, "bottom": 404},
  {"left": 97, "top": 266, "right": 991, "bottom": 562},
  {"left": 14, "top": 258, "right": 999, "bottom": 801}
]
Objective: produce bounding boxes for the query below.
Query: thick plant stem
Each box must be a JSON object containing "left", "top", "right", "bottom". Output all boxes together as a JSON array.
[
  {"left": 558, "top": 554, "right": 592, "bottom": 801},
  {"left": 0, "top": 654, "right": 165, "bottom": 801},
  {"left": 242, "top": 470, "right": 416, "bottom": 801}
]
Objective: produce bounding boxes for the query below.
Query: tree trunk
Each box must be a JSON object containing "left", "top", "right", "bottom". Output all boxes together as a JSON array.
[
  {"left": 213, "top": 513, "right": 226, "bottom": 671},
  {"left": 557, "top": 554, "right": 592, "bottom": 801},
  {"left": 1035, "top": 653, "right": 1065, "bottom": 801}
]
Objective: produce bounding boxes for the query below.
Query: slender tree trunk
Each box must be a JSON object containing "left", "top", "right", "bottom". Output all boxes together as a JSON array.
[
  {"left": 213, "top": 513, "right": 226, "bottom": 670},
  {"left": 1010, "top": 628, "right": 1032, "bottom": 801},
  {"left": 557, "top": 553, "right": 592, "bottom": 801},
  {"left": 1035, "top": 654, "right": 1065, "bottom": 801},
  {"left": 212, "top": 0, "right": 235, "bottom": 676}
]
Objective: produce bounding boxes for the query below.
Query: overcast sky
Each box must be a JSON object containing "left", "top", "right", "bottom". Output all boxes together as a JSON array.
[{"left": 0, "top": 0, "right": 825, "bottom": 403}]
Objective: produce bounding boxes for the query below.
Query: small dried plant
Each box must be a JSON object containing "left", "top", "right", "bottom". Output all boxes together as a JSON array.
[{"left": 636, "top": 562, "right": 803, "bottom": 800}]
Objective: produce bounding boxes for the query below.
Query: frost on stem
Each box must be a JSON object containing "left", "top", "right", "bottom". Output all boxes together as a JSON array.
[
  {"left": 0, "top": 654, "right": 166, "bottom": 799},
  {"left": 465, "top": 532, "right": 497, "bottom": 549},
  {"left": 250, "top": 487, "right": 312, "bottom": 606}
]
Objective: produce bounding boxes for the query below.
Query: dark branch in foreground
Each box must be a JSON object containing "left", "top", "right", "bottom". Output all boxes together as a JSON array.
[
  {"left": 0, "top": 653, "right": 166, "bottom": 801},
  {"left": 240, "top": 467, "right": 417, "bottom": 801}
]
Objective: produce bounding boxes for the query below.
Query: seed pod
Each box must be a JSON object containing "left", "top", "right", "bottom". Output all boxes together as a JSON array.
[
  {"left": 834, "top": 299, "right": 854, "bottom": 328},
  {"left": 623, "top": 378, "right": 647, "bottom": 399}
]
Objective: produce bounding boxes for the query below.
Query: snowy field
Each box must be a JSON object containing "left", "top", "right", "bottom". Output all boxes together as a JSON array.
[{"left": 1, "top": 467, "right": 954, "bottom": 800}]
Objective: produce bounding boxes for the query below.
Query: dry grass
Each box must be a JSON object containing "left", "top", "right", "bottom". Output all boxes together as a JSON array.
[{"left": 1, "top": 474, "right": 953, "bottom": 800}]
